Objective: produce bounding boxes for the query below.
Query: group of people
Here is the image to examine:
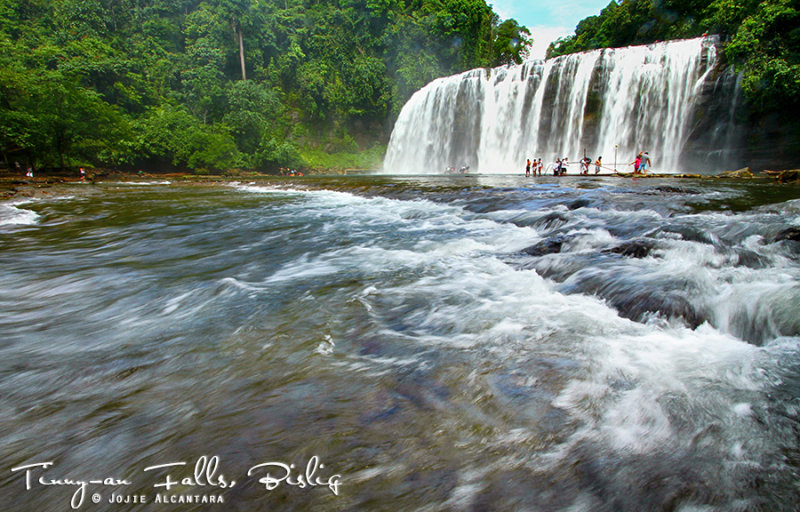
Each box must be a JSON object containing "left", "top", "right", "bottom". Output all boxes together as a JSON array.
[
  {"left": 13, "top": 161, "right": 88, "bottom": 179},
  {"left": 631, "top": 152, "right": 651, "bottom": 174},
  {"left": 12, "top": 160, "right": 33, "bottom": 178},
  {"left": 525, "top": 159, "right": 544, "bottom": 176},
  {"left": 524, "top": 151, "right": 652, "bottom": 176},
  {"left": 279, "top": 167, "right": 304, "bottom": 176},
  {"left": 580, "top": 156, "right": 604, "bottom": 175},
  {"left": 526, "top": 156, "right": 604, "bottom": 176},
  {"left": 552, "top": 158, "right": 569, "bottom": 176},
  {"left": 445, "top": 165, "right": 471, "bottom": 174}
]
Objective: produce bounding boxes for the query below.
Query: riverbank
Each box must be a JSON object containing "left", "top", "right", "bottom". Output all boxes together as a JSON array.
[{"left": 2, "top": 167, "right": 799, "bottom": 203}]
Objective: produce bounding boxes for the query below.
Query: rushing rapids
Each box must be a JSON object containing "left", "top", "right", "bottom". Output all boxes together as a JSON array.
[
  {"left": 1, "top": 176, "right": 799, "bottom": 511},
  {"left": 384, "top": 36, "right": 743, "bottom": 174}
]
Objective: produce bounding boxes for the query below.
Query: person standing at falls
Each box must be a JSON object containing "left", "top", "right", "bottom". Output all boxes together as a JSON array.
[
  {"left": 526, "top": 159, "right": 531, "bottom": 177},
  {"left": 595, "top": 157, "right": 602, "bottom": 175},
  {"left": 537, "top": 159, "right": 543, "bottom": 176},
  {"left": 632, "top": 153, "right": 642, "bottom": 174},
  {"left": 641, "top": 152, "right": 651, "bottom": 174}
]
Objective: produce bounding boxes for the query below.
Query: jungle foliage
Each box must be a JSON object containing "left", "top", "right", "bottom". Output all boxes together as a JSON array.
[{"left": 0, "top": 0, "right": 530, "bottom": 172}]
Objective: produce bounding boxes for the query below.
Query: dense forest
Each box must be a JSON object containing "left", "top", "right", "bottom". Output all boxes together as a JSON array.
[
  {"left": 547, "top": 0, "right": 800, "bottom": 116},
  {"left": 0, "top": 0, "right": 530, "bottom": 173}
]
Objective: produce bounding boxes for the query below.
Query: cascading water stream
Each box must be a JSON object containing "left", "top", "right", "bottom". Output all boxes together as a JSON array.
[
  {"left": 384, "top": 36, "right": 741, "bottom": 174},
  {"left": 2, "top": 178, "right": 799, "bottom": 511}
]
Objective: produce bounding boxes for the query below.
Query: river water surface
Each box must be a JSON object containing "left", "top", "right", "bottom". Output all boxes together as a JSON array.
[{"left": 1, "top": 176, "right": 799, "bottom": 511}]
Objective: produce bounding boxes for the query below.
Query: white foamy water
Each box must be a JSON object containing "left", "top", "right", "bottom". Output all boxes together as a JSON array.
[
  {"left": 385, "top": 36, "right": 742, "bottom": 174},
  {"left": 0, "top": 200, "right": 40, "bottom": 227},
  {"left": 270, "top": 182, "right": 797, "bottom": 510},
  {"left": 1, "top": 178, "right": 797, "bottom": 511}
]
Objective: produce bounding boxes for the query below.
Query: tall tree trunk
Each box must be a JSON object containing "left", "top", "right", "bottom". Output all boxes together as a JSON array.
[
  {"left": 238, "top": 25, "right": 247, "bottom": 81},
  {"left": 55, "top": 127, "right": 66, "bottom": 172}
]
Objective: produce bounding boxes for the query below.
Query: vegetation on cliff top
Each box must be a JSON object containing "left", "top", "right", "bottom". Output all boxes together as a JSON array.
[{"left": 547, "top": 0, "right": 800, "bottom": 114}]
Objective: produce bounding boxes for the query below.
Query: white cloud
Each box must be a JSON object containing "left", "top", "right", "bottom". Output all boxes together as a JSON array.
[
  {"left": 488, "top": 0, "right": 516, "bottom": 22},
  {"left": 528, "top": 25, "right": 572, "bottom": 60}
]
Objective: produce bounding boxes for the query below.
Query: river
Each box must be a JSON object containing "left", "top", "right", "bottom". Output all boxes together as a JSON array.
[{"left": 1, "top": 175, "right": 799, "bottom": 511}]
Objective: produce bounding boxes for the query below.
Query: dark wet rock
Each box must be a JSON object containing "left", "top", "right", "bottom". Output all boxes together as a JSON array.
[
  {"left": 773, "top": 227, "right": 800, "bottom": 243},
  {"left": 734, "top": 249, "right": 768, "bottom": 268},
  {"left": 611, "top": 291, "right": 704, "bottom": 328},
  {"left": 564, "top": 272, "right": 705, "bottom": 328},
  {"left": 604, "top": 239, "right": 657, "bottom": 259},
  {"left": 655, "top": 185, "right": 700, "bottom": 195},
  {"left": 523, "top": 235, "right": 569, "bottom": 256},
  {"left": 546, "top": 261, "right": 593, "bottom": 283},
  {"left": 537, "top": 212, "right": 569, "bottom": 229},
  {"left": 659, "top": 224, "right": 719, "bottom": 246},
  {"left": 568, "top": 198, "right": 592, "bottom": 210},
  {"left": 776, "top": 169, "right": 800, "bottom": 183}
]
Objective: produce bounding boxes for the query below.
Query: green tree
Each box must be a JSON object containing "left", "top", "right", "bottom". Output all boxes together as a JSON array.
[
  {"left": 0, "top": 0, "right": 535, "bottom": 172},
  {"left": 222, "top": 79, "right": 284, "bottom": 154},
  {"left": 491, "top": 18, "right": 531, "bottom": 65},
  {"left": 132, "top": 104, "right": 239, "bottom": 171},
  {"left": 724, "top": 0, "right": 800, "bottom": 111}
]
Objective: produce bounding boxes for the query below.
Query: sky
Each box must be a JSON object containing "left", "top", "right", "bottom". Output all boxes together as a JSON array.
[{"left": 489, "top": 0, "right": 614, "bottom": 59}]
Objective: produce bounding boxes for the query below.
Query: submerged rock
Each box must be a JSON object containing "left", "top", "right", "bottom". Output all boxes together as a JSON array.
[
  {"left": 735, "top": 248, "right": 768, "bottom": 268},
  {"left": 611, "top": 291, "right": 704, "bottom": 328},
  {"left": 655, "top": 186, "right": 681, "bottom": 193},
  {"left": 604, "top": 239, "right": 657, "bottom": 259},
  {"left": 537, "top": 212, "right": 569, "bottom": 229},
  {"left": 568, "top": 199, "right": 592, "bottom": 210},
  {"left": 655, "top": 185, "right": 700, "bottom": 195},
  {"left": 773, "top": 227, "right": 800, "bottom": 243},
  {"left": 523, "top": 235, "right": 569, "bottom": 256}
]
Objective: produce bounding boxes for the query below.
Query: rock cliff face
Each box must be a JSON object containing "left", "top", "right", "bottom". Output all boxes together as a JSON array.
[
  {"left": 740, "top": 114, "right": 800, "bottom": 172},
  {"left": 384, "top": 36, "right": 766, "bottom": 174},
  {"left": 677, "top": 64, "right": 747, "bottom": 172},
  {"left": 676, "top": 61, "right": 800, "bottom": 173}
]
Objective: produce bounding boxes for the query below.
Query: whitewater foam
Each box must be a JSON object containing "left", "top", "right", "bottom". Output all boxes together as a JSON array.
[
  {"left": 0, "top": 200, "right": 40, "bottom": 227},
  {"left": 385, "top": 36, "right": 741, "bottom": 174}
]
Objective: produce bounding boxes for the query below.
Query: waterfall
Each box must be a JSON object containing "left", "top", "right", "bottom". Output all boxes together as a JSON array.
[{"left": 384, "top": 36, "right": 742, "bottom": 174}]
